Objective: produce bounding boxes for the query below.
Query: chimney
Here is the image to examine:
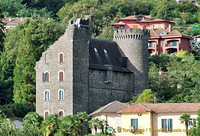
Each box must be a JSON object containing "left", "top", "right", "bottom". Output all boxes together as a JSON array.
[{"left": 169, "top": 24, "right": 172, "bottom": 32}]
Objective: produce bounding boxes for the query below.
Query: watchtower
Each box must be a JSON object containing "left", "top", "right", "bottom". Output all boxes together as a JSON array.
[{"left": 114, "top": 29, "right": 150, "bottom": 95}]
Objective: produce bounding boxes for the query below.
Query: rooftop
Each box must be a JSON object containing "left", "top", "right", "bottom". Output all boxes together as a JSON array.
[
  {"left": 89, "top": 38, "right": 132, "bottom": 73},
  {"left": 93, "top": 101, "right": 200, "bottom": 114},
  {"left": 150, "top": 29, "right": 193, "bottom": 39},
  {"left": 2, "top": 17, "right": 25, "bottom": 25},
  {"left": 89, "top": 101, "right": 127, "bottom": 116},
  {"left": 118, "top": 15, "right": 173, "bottom": 23}
]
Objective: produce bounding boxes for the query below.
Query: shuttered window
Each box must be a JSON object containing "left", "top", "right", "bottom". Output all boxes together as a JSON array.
[
  {"left": 59, "top": 53, "right": 64, "bottom": 63},
  {"left": 43, "top": 72, "right": 49, "bottom": 82},
  {"left": 59, "top": 71, "right": 64, "bottom": 81},
  {"left": 44, "top": 111, "right": 49, "bottom": 120},
  {"left": 162, "top": 119, "right": 172, "bottom": 132},
  {"left": 131, "top": 119, "right": 138, "bottom": 132}
]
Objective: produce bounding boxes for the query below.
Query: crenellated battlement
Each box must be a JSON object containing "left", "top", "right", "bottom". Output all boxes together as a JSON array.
[
  {"left": 114, "top": 29, "right": 150, "bottom": 40},
  {"left": 68, "top": 15, "right": 93, "bottom": 31}
]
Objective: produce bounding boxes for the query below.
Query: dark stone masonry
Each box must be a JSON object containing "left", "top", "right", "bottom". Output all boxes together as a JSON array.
[{"left": 35, "top": 15, "right": 150, "bottom": 118}]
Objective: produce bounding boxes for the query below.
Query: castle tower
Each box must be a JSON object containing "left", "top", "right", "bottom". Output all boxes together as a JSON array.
[
  {"left": 114, "top": 29, "right": 150, "bottom": 95},
  {"left": 35, "top": 16, "right": 92, "bottom": 117}
]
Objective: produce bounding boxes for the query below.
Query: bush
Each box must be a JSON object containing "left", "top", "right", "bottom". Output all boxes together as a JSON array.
[
  {"left": 136, "top": 89, "right": 154, "bottom": 103},
  {"left": 0, "top": 103, "right": 35, "bottom": 118}
]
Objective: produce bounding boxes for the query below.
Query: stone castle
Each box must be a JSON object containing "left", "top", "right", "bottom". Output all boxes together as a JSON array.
[{"left": 35, "top": 16, "right": 150, "bottom": 118}]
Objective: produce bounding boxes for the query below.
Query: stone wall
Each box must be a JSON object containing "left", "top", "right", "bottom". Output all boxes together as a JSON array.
[
  {"left": 114, "top": 29, "right": 150, "bottom": 95},
  {"left": 35, "top": 30, "right": 74, "bottom": 116},
  {"left": 88, "top": 70, "right": 133, "bottom": 113}
]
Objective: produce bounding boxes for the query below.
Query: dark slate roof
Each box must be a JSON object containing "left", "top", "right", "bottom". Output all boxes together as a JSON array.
[{"left": 89, "top": 38, "right": 132, "bottom": 73}]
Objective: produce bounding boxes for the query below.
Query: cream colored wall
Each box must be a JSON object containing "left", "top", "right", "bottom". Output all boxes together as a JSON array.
[
  {"left": 116, "top": 112, "right": 152, "bottom": 136},
  {"left": 91, "top": 113, "right": 122, "bottom": 134},
  {"left": 152, "top": 112, "right": 197, "bottom": 136}
]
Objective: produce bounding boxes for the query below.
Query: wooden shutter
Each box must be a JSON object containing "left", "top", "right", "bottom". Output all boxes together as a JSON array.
[
  {"left": 193, "top": 119, "right": 197, "bottom": 127},
  {"left": 45, "top": 112, "right": 48, "bottom": 120},
  {"left": 59, "top": 72, "right": 63, "bottom": 81},
  {"left": 169, "top": 119, "right": 172, "bottom": 130},
  {"left": 42, "top": 73, "right": 45, "bottom": 82},
  {"left": 162, "top": 119, "right": 164, "bottom": 131},
  {"left": 47, "top": 73, "right": 49, "bottom": 82},
  {"left": 135, "top": 119, "right": 138, "bottom": 130},
  {"left": 60, "top": 53, "right": 63, "bottom": 63},
  {"left": 131, "top": 119, "right": 133, "bottom": 126}
]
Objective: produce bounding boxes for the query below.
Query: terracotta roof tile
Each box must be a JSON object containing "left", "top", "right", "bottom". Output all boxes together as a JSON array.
[
  {"left": 118, "top": 103, "right": 152, "bottom": 113},
  {"left": 112, "top": 22, "right": 126, "bottom": 26},
  {"left": 195, "top": 35, "right": 200, "bottom": 38},
  {"left": 2, "top": 17, "right": 25, "bottom": 25},
  {"left": 119, "top": 15, "right": 173, "bottom": 23},
  {"left": 150, "top": 29, "right": 160, "bottom": 38},
  {"left": 119, "top": 16, "right": 137, "bottom": 20},
  {"left": 144, "top": 103, "right": 200, "bottom": 113},
  {"left": 151, "top": 29, "right": 193, "bottom": 39}
]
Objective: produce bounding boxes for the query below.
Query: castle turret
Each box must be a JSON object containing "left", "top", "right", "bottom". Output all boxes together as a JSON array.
[
  {"left": 68, "top": 16, "right": 93, "bottom": 114},
  {"left": 114, "top": 29, "right": 150, "bottom": 95}
]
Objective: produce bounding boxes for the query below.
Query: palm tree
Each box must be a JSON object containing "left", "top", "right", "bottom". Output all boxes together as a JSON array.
[
  {"left": 89, "top": 118, "right": 100, "bottom": 134},
  {"left": 180, "top": 113, "right": 191, "bottom": 136},
  {"left": 42, "top": 114, "right": 60, "bottom": 136},
  {"left": 75, "top": 112, "right": 88, "bottom": 136},
  {"left": 98, "top": 120, "right": 108, "bottom": 134}
]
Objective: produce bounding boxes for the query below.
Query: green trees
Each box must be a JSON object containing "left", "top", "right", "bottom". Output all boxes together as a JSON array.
[
  {"left": 0, "top": 17, "right": 65, "bottom": 106},
  {"left": 180, "top": 114, "right": 191, "bottom": 136},
  {"left": 136, "top": 89, "right": 154, "bottom": 103},
  {"left": 0, "top": 8, "right": 4, "bottom": 51},
  {"left": 21, "top": 112, "right": 43, "bottom": 136},
  {"left": 0, "top": 0, "right": 52, "bottom": 18},
  {"left": 149, "top": 54, "right": 200, "bottom": 103},
  {"left": 190, "top": 109, "right": 200, "bottom": 136},
  {"left": 88, "top": 118, "right": 108, "bottom": 135},
  {"left": 89, "top": 118, "right": 100, "bottom": 134}
]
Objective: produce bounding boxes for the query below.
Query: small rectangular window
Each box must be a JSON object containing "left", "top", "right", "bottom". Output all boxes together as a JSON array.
[
  {"left": 121, "top": 25, "right": 126, "bottom": 30},
  {"left": 162, "top": 119, "right": 172, "bottom": 132},
  {"left": 131, "top": 119, "right": 138, "bottom": 132}
]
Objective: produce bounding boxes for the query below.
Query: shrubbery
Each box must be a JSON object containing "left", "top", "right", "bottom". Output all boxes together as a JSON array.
[{"left": 0, "top": 111, "right": 108, "bottom": 136}]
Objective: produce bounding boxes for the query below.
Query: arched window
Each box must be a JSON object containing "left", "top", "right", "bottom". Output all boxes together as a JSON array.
[
  {"left": 58, "top": 89, "right": 64, "bottom": 100},
  {"left": 59, "top": 53, "right": 64, "bottom": 63},
  {"left": 44, "top": 111, "right": 49, "bottom": 120},
  {"left": 58, "top": 110, "right": 64, "bottom": 117},
  {"left": 43, "top": 72, "right": 49, "bottom": 82},
  {"left": 44, "top": 90, "right": 50, "bottom": 101},
  {"left": 58, "top": 71, "right": 64, "bottom": 82}
]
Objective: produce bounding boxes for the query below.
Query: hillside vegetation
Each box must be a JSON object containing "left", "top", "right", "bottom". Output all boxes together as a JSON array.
[{"left": 0, "top": 0, "right": 200, "bottom": 116}]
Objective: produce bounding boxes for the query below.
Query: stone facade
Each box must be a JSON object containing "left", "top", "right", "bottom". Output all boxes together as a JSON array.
[{"left": 35, "top": 16, "right": 150, "bottom": 118}]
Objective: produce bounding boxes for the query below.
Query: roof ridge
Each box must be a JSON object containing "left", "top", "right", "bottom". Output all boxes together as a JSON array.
[{"left": 139, "top": 103, "right": 152, "bottom": 111}]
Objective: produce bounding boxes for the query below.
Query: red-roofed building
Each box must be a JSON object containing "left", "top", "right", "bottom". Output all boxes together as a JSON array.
[
  {"left": 90, "top": 101, "right": 200, "bottom": 136},
  {"left": 2, "top": 17, "right": 25, "bottom": 30},
  {"left": 112, "top": 15, "right": 193, "bottom": 55}
]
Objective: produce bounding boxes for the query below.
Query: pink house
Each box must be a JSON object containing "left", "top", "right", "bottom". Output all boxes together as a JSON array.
[{"left": 112, "top": 15, "right": 193, "bottom": 55}]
